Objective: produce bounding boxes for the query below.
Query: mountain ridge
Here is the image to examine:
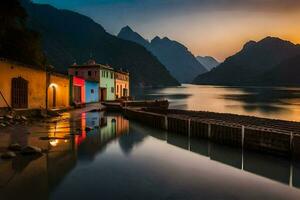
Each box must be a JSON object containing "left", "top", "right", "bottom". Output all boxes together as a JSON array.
[
  {"left": 193, "top": 36, "right": 300, "bottom": 86},
  {"left": 20, "top": 1, "right": 179, "bottom": 87},
  {"left": 196, "top": 56, "right": 219, "bottom": 71},
  {"left": 118, "top": 26, "right": 207, "bottom": 83}
]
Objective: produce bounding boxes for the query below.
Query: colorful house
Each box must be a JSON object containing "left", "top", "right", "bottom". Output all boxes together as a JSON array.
[
  {"left": 115, "top": 70, "right": 130, "bottom": 99},
  {"left": 70, "top": 76, "right": 85, "bottom": 105},
  {"left": 47, "top": 73, "right": 70, "bottom": 109},
  {"left": 0, "top": 59, "right": 70, "bottom": 110},
  {"left": 85, "top": 80, "right": 99, "bottom": 103},
  {"left": 99, "top": 65, "right": 115, "bottom": 101},
  {"left": 68, "top": 60, "right": 99, "bottom": 82},
  {"left": 68, "top": 60, "right": 115, "bottom": 101}
]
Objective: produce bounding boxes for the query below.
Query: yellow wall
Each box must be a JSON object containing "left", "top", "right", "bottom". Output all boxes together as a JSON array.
[
  {"left": 115, "top": 79, "right": 130, "bottom": 98},
  {"left": 48, "top": 74, "right": 70, "bottom": 109},
  {"left": 0, "top": 60, "right": 46, "bottom": 109}
]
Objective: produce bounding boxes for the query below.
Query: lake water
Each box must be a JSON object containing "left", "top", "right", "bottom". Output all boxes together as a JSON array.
[
  {"left": 1, "top": 106, "right": 300, "bottom": 200},
  {"left": 133, "top": 84, "right": 300, "bottom": 122}
]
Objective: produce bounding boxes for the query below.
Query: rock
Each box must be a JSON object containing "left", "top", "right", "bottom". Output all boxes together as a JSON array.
[
  {"left": 8, "top": 143, "right": 22, "bottom": 151},
  {"left": 21, "top": 116, "right": 27, "bottom": 121},
  {"left": 0, "top": 123, "right": 6, "bottom": 127},
  {"left": 1, "top": 151, "right": 16, "bottom": 159},
  {"left": 0, "top": 116, "right": 4, "bottom": 120},
  {"left": 21, "top": 146, "right": 42, "bottom": 155},
  {"left": 5, "top": 114, "right": 13, "bottom": 119},
  {"left": 85, "top": 127, "right": 93, "bottom": 132}
]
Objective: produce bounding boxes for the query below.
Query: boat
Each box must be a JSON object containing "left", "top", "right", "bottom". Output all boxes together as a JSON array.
[{"left": 102, "top": 100, "right": 169, "bottom": 111}]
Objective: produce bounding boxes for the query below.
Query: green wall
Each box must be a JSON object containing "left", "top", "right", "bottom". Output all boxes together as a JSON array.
[{"left": 99, "top": 68, "right": 115, "bottom": 101}]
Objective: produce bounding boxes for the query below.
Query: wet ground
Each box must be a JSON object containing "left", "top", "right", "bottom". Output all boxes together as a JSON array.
[{"left": 1, "top": 104, "right": 300, "bottom": 200}]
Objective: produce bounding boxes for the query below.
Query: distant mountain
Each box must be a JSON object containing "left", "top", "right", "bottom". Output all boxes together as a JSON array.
[
  {"left": 260, "top": 55, "right": 300, "bottom": 86},
  {"left": 20, "top": 1, "right": 179, "bottom": 87},
  {"left": 118, "top": 26, "right": 207, "bottom": 83},
  {"left": 118, "top": 26, "right": 150, "bottom": 48},
  {"left": 193, "top": 37, "right": 300, "bottom": 86},
  {"left": 196, "top": 56, "right": 219, "bottom": 71}
]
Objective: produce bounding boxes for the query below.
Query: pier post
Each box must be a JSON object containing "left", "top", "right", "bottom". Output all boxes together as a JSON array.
[
  {"left": 242, "top": 126, "right": 245, "bottom": 148},
  {"left": 188, "top": 118, "right": 191, "bottom": 150},
  {"left": 290, "top": 132, "right": 293, "bottom": 153},
  {"left": 188, "top": 118, "right": 191, "bottom": 137},
  {"left": 208, "top": 123, "right": 211, "bottom": 139},
  {"left": 164, "top": 115, "right": 168, "bottom": 130}
]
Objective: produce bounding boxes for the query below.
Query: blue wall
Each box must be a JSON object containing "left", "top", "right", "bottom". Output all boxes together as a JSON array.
[{"left": 85, "top": 81, "right": 99, "bottom": 103}]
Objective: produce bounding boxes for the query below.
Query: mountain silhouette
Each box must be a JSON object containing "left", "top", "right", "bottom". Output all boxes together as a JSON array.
[
  {"left": 118, "top": 26, "right": 207, "bottom": 83},
  {"left": 260, "top": 55, "right": 300, "bottom": 86},
  {"left": 193, "top": 37, "right": 300, "bottom": 86},
  {"left": 21, "top": 1, "right": 179, "bottom": 87},
  {"left": 196, "top": 56, "right": 219, "bottom": 71}
]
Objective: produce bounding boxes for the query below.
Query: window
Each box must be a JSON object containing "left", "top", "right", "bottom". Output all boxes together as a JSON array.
[
  {"left": 106, "top": 71, "right": 108, "bottom": 78},
  {"left": 117, "top": 85, "right": 119, "bottom": 93},
  {"left": 91, "top": 89, "right": 94, "bottom": 94},
  {"left": 94, "top": 71, "right": 97, "bottom": 76},
  {"left": 88, "top": 71, "right": 92, "bottom": 76},
  {"left": 111, "top": 87, "right": 114, "bottom": 93},
  {"left": 111, "top": 72, "right": 113, "bottom": 79},
  {"left": 75, "top": 71, "right": 78, "bottom": 76}
]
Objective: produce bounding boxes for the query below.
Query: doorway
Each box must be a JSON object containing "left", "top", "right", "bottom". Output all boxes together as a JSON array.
[
  {"left": 74, "top": 86, "right": 82, "bottom": 103},
  {"left": 50, "top": 85, "right": 56, "bottom": 108},
  {"left": 11, "top": 77, "right": 28, "bottom": 109},
  {"left": 100, "top": 88, "right": 107, "bottom": 101}
]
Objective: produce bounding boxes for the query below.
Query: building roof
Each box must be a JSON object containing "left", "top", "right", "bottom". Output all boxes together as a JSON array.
[
  {"left": 69, "top": 62, "right": 114, "bottom": 71},
  {"left": 115, "top": 70, "right": 130, "bottom": 75},
  {"left": 0, "top": 58, "right": 45, "bottom": 72},
  {"left": 0, "top": 58, "right": 69, "bottom": 79}
]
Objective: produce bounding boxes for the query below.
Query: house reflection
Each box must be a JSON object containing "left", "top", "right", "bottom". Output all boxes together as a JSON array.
[
  {"left": 118, "top": 121, "right": 146, "bottom": 155},
  {"left": 0, "top": 112, "right": 130, "bottom": 199},
  {"left": 0, "top": 116, "right": 76, "bottom": 200},
  {"left": 71, "top": 112, "right": 130, "bottom": 161}
]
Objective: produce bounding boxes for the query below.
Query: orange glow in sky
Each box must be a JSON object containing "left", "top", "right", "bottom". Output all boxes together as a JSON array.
[{"left": 34, "top": 0, "right": 300, "bottom": 61}]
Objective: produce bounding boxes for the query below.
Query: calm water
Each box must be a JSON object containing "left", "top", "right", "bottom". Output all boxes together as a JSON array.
[
  {"left": 133, "top": 84, "right": 300, "bottom": 122},
  {"left": 1, "top": 107, "right": 300, "bottom": 200}
]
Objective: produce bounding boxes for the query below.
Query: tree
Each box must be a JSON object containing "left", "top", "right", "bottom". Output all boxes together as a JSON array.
[{"left": 0, "top": 0, "right": 46, "bottom": 67}]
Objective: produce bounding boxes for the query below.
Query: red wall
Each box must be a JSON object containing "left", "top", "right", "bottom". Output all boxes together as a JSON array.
[{"left": 73, "top": 76, "right": 85, "bottom": 103}]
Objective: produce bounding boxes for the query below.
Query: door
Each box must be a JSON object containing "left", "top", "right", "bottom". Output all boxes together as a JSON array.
[
  {"left": 123, "top": 88, "right": 128, "bottom": 97},
  {"left": 98, "top": 88, "right": 101, "bottom": 102},
  {"left": 52, "top": 85, "right": 56, "bottom": 107},
  {"left": 11, "top": 77, "right": 28, "bottom": 109},
  {"left": 100, "top": 88, "right": 107, "bottom": 101},
  {"left": 74, "top": 86, "right": 82, "bottom": 103}
]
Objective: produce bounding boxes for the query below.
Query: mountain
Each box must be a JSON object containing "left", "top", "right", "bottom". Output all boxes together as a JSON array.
[
  {"left": 118, "top": 26, "right": 207, "bottom": 83},
  {"left": 118, "top": 26, "right": 150, "bottom": 49},
  {"left": 260, "top": 55, "right": 300, "bottom": 86},
  {"left": 196, "top": 56, "right": 219, "bottom": 71},
  {"left": 193, "top": 37, "right": 300, "bottom": 86},
  {"left": 0, "top": 0, "right": 45, "bottom": 67},
  {"left": 20, "top": 1, "right": 179, "bottom": 87}
]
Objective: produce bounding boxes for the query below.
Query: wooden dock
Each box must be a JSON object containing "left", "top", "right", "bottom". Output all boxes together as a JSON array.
[{"left": 123, "top": 107, "right": 300, "bottom": 157}]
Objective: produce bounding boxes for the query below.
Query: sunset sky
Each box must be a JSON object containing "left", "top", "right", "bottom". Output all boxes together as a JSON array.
[{"left": 33, "top": 0, "right": 300, "bottom": 61}]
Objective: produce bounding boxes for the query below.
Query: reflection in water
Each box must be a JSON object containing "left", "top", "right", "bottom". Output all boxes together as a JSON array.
[
  {"left": 132, "top": 84, "right": 300, "bottom": 121},
  {"left": 1, "top": 111, "right": 300, "bottom": 199},
  {"left": 143, "top": 122, "right": 299, "bottom": 188},
  {"left": 0, "top": 111, "right": 129, "bottom": 199},
  {"left": 119, "top": 122, "right": 147, "bottom": 155}
]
